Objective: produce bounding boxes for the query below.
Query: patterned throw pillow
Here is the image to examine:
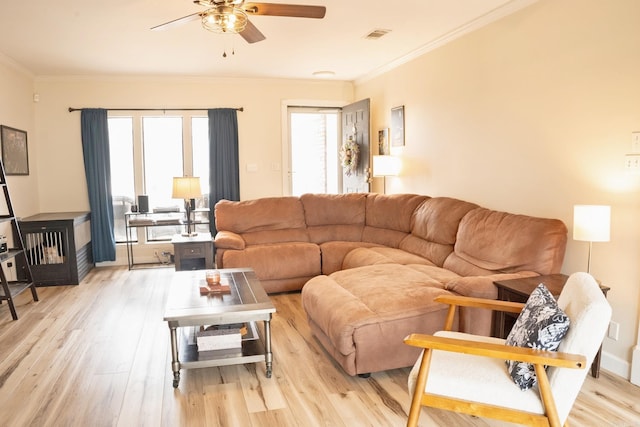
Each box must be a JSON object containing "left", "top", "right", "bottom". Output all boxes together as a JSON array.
[{"left": 505, "top": 283, "right": 571, "bottom": 391}]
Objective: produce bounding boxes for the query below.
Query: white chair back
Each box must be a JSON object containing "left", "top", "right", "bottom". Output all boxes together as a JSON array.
[{"left": 549, "top": 272, "right": 612, "bottom": 423}]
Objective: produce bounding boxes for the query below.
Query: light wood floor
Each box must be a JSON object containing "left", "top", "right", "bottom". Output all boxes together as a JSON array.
[{"left": 0, "top": 266, "right": 638, "bottom": 427}]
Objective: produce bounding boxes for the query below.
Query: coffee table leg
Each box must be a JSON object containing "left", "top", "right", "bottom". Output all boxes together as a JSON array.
[
  {"left": 169, "top": 324, "right": 181, "bottom": 387},
  {"left": 264, "top": 317, "right": 273, "bottom": 378}
]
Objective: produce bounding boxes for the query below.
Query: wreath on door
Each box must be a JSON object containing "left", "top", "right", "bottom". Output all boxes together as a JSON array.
[{"left": 340, "top": 137, "right": 359, "bottom": 176}]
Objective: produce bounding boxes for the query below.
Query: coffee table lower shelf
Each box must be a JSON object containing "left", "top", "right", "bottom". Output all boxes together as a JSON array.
[{"left": 169, "top": 320, "right": 272, "bottom": 387}]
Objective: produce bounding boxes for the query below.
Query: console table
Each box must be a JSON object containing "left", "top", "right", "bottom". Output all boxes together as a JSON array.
[
  {"left": 125, "top": 210, "right": 209, "bottom": 269},
  {"left": 493, "top": 273, "right": 610, "bottom": 378}
]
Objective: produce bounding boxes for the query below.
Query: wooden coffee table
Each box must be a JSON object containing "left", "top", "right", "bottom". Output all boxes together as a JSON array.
[{"left": 164, "top": 268, "right": 275, "bottom": 387}]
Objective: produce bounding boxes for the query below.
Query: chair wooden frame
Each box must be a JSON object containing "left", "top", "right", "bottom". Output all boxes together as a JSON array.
[{"left": 404, "top": 295, "right": 587, "bottom": 427}]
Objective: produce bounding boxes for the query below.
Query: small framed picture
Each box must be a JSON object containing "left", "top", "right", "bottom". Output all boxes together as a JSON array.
[
  {"left": 391, "top": 105, "right": 405, "bottom": 147},
  {"left": 1, "top": 125, "right": 29, "bottom": 175},
  {"left": 378, "top": 128, "right": 389, "bottom": 155}
]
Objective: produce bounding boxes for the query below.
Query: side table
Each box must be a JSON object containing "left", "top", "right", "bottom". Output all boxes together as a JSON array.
[
  {"left": 493, "top": 273, "right": 610, "bottom": 378},
  {"left": 171, "top": 232, "right": 214, "bottom": 271}
]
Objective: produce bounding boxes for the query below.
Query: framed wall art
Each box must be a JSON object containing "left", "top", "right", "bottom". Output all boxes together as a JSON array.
[
  {"left": 391, "top": 105, "right": 405, "bottom": 147},
  {"left": 1, "top": 125, "right": 29, "bottom": 175},
  {"left": 378, "top": 128, "right": 389, "bottom": 155}
]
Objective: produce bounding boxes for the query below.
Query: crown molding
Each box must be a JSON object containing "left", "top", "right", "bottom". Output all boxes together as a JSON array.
[
  {"left": 0, "top": 51, "right": 34, "bottom": 79},
  {"left": 355, "top": 0, "right": 538, "bottom": 85}
]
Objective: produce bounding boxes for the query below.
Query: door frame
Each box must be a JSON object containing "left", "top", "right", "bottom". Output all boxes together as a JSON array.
[{"left": 280, "top": 99, "right": 349, "bottom": 196}]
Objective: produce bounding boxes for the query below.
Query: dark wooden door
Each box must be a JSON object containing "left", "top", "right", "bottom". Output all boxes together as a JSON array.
[{"left": 341, "top": 99, "right": 370, "bottom": 193}]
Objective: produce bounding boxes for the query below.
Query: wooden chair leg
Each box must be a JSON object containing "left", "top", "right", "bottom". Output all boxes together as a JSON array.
[
  {"left": 443, "top": 305, "right": 457, "bottom": 331},
  {"left": 407, "top": 349, "right": 433, "bottom": 427},
  {"left": 534, "top": 363, "right": 561, "bottom": 427}
]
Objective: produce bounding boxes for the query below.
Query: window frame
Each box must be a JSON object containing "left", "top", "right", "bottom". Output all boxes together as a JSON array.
[{"left": 108, "top": 110, "right": 209, "bottom": 244}]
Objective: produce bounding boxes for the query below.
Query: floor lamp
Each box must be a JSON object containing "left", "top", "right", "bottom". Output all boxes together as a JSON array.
[
  {"left": 372, "top": 155, "right": 401, "bottom": 194},
  {"left": 172, "top": 176, "right": 202, "bottom": 237},
  {"left": 573, "top": 204, "right": 610, "bottom": 274}
]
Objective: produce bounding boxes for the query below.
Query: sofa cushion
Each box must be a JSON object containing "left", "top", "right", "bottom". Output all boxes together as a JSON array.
[
  {"left": 301, "top": 193, "right": 367, "bottom": 226},
  {"left": 398, "top": 197, "right": 478, "bottom": 266},
  {"left": 446, "top": 208, "right": 568, "bottom": 276},
  {"left": 221, "top": 242, "right": 321, "bottom": 282},
  {"left": 365, "top": 193, "right": 429, "bottom": 231},
  {"left": 301, "top": 193, "right": 366, "bottom": 243},
  {"left": 404, "top": 264, "right": 461, "bottom": 283},
  {"left": 319, "top": 241, "right": 379, "bottom": 275},
  {"left": 215, "top": 197, "right": 308, "bottom": 245},
  {"left": 362, "top": 193, "right": 428, "bottom": 247},
  {"left": 301, "top": 264, "right": 453, "bottom": 375},
  {"left": 342, "top": 247, "right": 435, "bottom": 270},
  {"left": 410, "top": 197, "right": 479, "bottom": 245}
]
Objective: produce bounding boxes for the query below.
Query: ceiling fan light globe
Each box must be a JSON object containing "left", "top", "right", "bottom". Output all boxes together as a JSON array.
[{"left": 201, "top": 6, "right": 247, "bottom": 34}]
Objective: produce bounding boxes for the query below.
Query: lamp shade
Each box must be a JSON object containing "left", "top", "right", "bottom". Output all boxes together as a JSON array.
[
  {"left": 372, "top": 155, "right": 401, "bottom": 177},
  {"left": 172, "top": 176, "right": 202, "bottom": 200},
  {"left": 573, "top": 205, "right": 610, "bottom": 242}
]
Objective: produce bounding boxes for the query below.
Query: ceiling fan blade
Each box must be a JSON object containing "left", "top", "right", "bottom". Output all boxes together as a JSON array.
[
  {"left": 243, "top": 3, "right": 326, "bottom": 19},
  {"left": 240, "top": 19, "right": 266, "bottom": 43},
  {"left": 151, "top": 12, "right": 203, "bottom": 31}
]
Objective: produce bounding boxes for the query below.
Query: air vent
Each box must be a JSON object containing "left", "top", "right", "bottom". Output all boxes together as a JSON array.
[{"left": 364, "top": 29, "right": 391, "bottom": 40}]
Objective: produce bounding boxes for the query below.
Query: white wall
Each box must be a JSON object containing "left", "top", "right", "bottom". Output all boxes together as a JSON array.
[
  {"left": 33, "top": 76, "right": 353, "bottom": 209},
  {"left": 31, "top": 76, "right": 353, "bottom": 264},
  {"left": 355, "top": 0, "right": 640, "bottom": 378},
  {"left": 0, "top": 56, "right": 39, "bottom": 219}
]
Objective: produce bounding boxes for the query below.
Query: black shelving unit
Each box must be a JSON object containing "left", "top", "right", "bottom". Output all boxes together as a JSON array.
[{"left": 0, "top": 159, "right": 38, "bottom": 320}]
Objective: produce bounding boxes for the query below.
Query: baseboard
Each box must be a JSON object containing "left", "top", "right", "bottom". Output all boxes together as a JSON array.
[
  {"left": 631, "top": 345, "right": 640, "bottom": 385},
  {"left": 600, "top": 350, "right": 631, "bottom": 380}
]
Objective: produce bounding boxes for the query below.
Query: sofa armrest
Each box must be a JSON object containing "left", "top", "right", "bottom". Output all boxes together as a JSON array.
[
  {"left": 214, "top": 230, "right": 245, "bottom": 250},
  {"left": 444, "top": 271, "right": 540, "bottom": 299}
]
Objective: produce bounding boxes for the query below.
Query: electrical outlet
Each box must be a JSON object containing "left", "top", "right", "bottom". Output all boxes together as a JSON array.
[
  {"left": 624, "top": 154, "right": 640, "bottom": 172},
  {"left": 608, "top": 321, "right": 620, "bottom": 340}
]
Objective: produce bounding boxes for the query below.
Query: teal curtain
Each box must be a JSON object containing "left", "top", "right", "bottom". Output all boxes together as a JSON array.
[
  {"left": 208, "top": 108, "right": 240, "bottom": 235},
  {"left": 80, "top": 108, "right": 116, "bottom": 262}
]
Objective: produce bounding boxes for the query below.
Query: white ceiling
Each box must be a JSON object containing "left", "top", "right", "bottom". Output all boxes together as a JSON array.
[{"left": 0, "top": 0, "right": 536, "bottom": 81}]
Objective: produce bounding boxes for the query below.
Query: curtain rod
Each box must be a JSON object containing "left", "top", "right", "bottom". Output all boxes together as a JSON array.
[{"left": 68, "top": 107, "right": 243, "bottom": 112}]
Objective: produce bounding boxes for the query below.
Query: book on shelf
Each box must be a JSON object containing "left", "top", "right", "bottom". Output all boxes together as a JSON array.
[
  {"left": 195, "top": 323, "right": 257, "bottom": 351},
  {"left": 197, "top": 328, "right": 242, "bottom": 351}
]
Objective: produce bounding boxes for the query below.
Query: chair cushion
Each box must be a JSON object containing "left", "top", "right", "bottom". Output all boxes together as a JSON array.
[
  {"left": 505, "top": 283, "right": 571, "bottom": 390},
  {"left": 408, "top": 331, "right": 547, "bottom": 414}
]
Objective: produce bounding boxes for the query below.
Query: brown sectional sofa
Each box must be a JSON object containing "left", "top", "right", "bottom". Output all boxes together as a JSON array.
[{"left": 214, "top": 193, "right": 568, "bottom": 376}]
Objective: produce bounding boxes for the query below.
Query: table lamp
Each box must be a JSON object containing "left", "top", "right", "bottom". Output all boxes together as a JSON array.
[
  {"left": 172, "top": 176, "right": 202, "bottom": 236},
  {"left": 372, "top": 155, "right": 401, "bottom": 194},
  {"left": 573, "top": 204, "right": 610, "bottom": 274}
]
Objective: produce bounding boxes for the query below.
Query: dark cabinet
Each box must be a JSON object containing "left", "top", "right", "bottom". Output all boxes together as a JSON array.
[{"left": 19, "top": 212, "right": 94, "bottom": 286}]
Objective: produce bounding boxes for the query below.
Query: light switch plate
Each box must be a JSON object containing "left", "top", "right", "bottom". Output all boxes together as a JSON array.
[{"left": 632, "top": 132, "right": 640, "bottom": 153}]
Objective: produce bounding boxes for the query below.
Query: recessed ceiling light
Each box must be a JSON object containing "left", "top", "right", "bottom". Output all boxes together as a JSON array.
[{"left": 312, "top": 70, "right": 335, "bottom": 78}]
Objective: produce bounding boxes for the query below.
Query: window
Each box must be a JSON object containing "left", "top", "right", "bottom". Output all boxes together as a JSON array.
[
  {"left": 108, "top": 112, "right": 208, "bottom": 243},
  {"left": 108, "top": 117, "right": 135, "bottom": 242},
  {"left": 288, "top": 107, "right": 340, "bottom": 196}
]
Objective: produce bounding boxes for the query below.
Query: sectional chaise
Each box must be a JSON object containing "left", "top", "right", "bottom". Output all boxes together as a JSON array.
[{"left": 213, "top": 193, "right": 568, "bottom": 376}]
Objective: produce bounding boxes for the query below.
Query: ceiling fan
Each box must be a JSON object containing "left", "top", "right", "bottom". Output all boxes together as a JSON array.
[{"left": 151, "top": 0, "right": 326, "bottom": 44}]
